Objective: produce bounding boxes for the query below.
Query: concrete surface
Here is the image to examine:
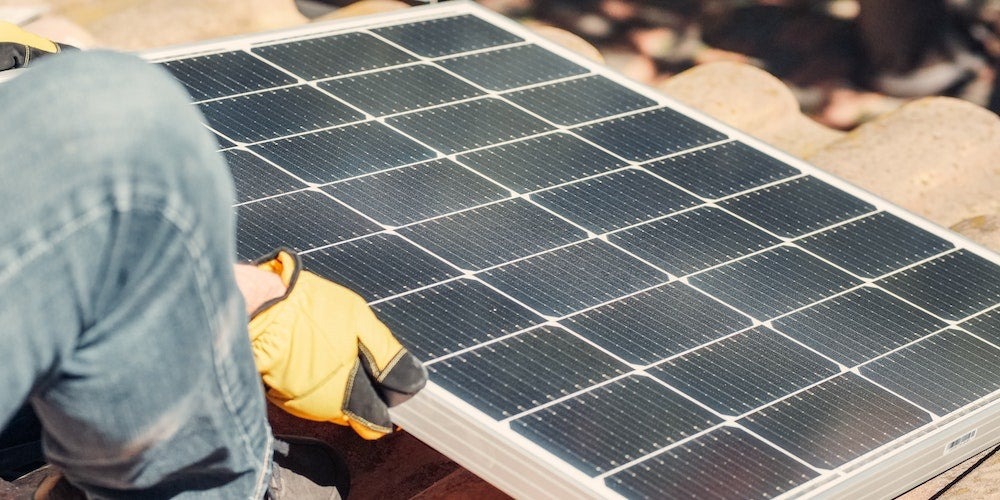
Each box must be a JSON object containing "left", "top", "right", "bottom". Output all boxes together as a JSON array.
[{"left": 1, "top": 0, "right": 997, "bottom": 498}]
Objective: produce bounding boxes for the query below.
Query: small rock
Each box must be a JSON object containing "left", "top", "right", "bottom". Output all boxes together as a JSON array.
[
  {"left": 826, "top": 0, "right": 860, "bottom": 20},
  {"left": 636, "top": 4, "right": 691, "bottom": 26},
  {"left": 476, "top": 0, "right": 534, "bottom": 17},
  {"left": 692, "top": 46, "right": 752, "bottom": 66},
  {"left": 573, "top": 12, "right": 615, "bottom": 39},
  {"left": 629, "top": 27, "right": 678, "bottom": 60},
  {"left": 315, "top": 0, "right": 409, "bottom": 21},
  {"left": 599, "top": 0, "right": 639, "bottom": 21},
  {"left": 819, "top": 87, "right": 906, "bottom": 129},
  {"left": 600, "top": 47, "right": 658, "bottom": 84},
  {"left": 522, "top": 21, "right": 604, "bottom": 63}
]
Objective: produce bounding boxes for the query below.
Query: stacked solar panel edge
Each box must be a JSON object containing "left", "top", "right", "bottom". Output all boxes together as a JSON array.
[{"left": 154, "top": 6, "right": 1000, "bottom": 499}]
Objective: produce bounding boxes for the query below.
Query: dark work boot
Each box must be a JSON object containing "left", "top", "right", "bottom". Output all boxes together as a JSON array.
[{"left": 266, "top": 435, "right": 351, "bottom": 500}]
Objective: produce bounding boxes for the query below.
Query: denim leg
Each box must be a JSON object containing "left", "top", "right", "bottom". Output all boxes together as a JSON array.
[{"left": 0, "top": 51, "right": 271, "bottom": 498}]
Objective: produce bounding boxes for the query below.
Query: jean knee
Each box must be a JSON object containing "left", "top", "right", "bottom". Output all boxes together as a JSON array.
[
  {"left": 24, "top": 51, "right": 215, "bottom": 174},
  {"left": 34, "top": 50, "right": 199, "bottom": 132},
  {"left": 32, "top": 51, "right": 229, "bottom": 204},
  {"left": 2, "top": 49, "right": 235, "bottom": 260}
]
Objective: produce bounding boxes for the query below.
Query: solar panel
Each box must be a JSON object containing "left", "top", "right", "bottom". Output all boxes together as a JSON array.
[
  {"left": 251, "top": 31, "right": 417, "bottom": 79},
  {"left": 503, "top": 74, "right": 658, "bottom": 126},
  {"left": 199, "top": 84, "right": 365, "bottom": 142},
  {"left": 649, "top": 326, "right": 841, "bottom": 415},
  {"left": 147, "top": 3, "right": 1000, "bottom": 498},
  {"left": 606, "top": 427, "right": 819, "bottom": 499},
  {"left": 322, "top": 158, "right": 509, "bottom": 226},
  {"left": 512, "top": 374, "right": 721, "bottom": 475},
  {"left": 385, "top": 97, "right": 556, "bottom": 154},
  {"left": 563, "top": 281, "right": 753, "bottom": 364},
  {"left": 318, "top": 64, "right": 486, "bottom": 116},
  {"left": 772, "top": 287, "right": 948, "bottom": 366},
  {"left": 457, "top": 131, "right": 628, "bottom": 192},
  {"left": 250, "top": 121, "right": 436, "bottom": 183},
  {"left": 530, "top": 168, "right": 701, "bottom": 233},
  {"left": 737, "top": 373, "right": 933, "bottom": 469},
  {"left": 224, "top": 149, "right": 306, "bottom": 203},
  {"left": 438, "top": 44, "right": 588, "bottom": 91}
]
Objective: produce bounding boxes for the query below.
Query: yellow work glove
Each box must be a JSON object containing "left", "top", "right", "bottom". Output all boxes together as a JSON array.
[
  {"left": 0, "top": 21, "right": 74, "bottom": 71},
  {"left": 248, "top": 249, "right": 427, "bottom": 440}
]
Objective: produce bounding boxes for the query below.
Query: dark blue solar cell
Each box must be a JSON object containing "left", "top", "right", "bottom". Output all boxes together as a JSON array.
[
  {"left": 397, "top": 199, "right": 586, "bottom": 271},
  {"left": 428, "top": 326, "right": 630, "bottom": 419},
  {"left": 160, "top": 50, "right": 297, "bottom": 101},
  {"left": 738, "top": 373, "right": 932, "bottom": 469},
  {"left": 512, "top": 375, "right": 721, "bottom": 475},
  {"left": 235, "top": 190, "right": 380, "bottom": 260},
  {"left": 798, "top": 212, "right": 955, "bottom": 278},
  {"left": 439, "top": 44, "right": 587, "bottom": 91},
  {"left": 457, "top": 132, "right": 628, "bottom": 192},
  {"left": 606, "top": 427, "right": 819, "bottom": 500},
  {"left": 689, "top": 246, "right": 864, "bottom": 320},
  {"left": 877, "top": 250, "right": 1000, "bottom": 321},
  {"left": 322, "top": 159, "right": 509, "bottom": 227},
  {"left": 503, "top": 75, "right": 657, "bottom": 126},
  {"left": 773, "top": 287, "right": 948, "bottom": 366},
  {"left": 961, "top": 308, "right": 1000, "bottom": 345},
  {"left": 573, "top": 107, "right": 727, "bottom": 161},
  {"left": 199, "top": 85, "right": 365, "bottom": 143},
  {"left": 719, "top": 176, "right": 875, "bottom": 238},
  {"left": 563, "top": 281, "right": 752, "bottom": 365},
  {"left": 373, "top": 279, "right": 545, "bottom": 361},
  {"left": 252, "top": 31, "right": 417, "bottom": 80},
  {"left": 224, "top": 149, "right": 306, "bottom": 203},
  {"left": 478, "top": 239, "right": 669, "bottom": 317},
  {"left": 530, "top": 169, "right": 701, "bottom": 234},
  {"left": 385, "top": 97, "right": 555, "bottom": 154},
  {"left": 251, "top": 121, "right": 436, "bottom": 184},
  {"left": 643, "top": 141, "right": 800, "bottom": 199},
  {"left": 372, "top": 14, "right": 523, "bottom": 58},
  {"left": 861, "top": 330, "right": 1000, "bottom": 415},
  {"left": 319, "top": 64, "right": 485, "bottom": 117},
  {"left": 303, "top": 233, "right": 461, "bottom": 301},
  {"left": 650, "top": 326, "right": 840, "bottom": 416},
  {"left": 608, "top": 206, "right": 783, "bottom": 276}
]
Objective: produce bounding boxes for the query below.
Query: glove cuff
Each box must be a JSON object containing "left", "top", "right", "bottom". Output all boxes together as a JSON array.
[
  {"left": 0, "top": 21, "right": 58, "bottom": 52},
  {"left": 249, "top": 247, "right": 302, "bottom": 319}
]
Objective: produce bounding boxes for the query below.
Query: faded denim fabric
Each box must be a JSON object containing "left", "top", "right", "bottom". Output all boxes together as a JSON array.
[{"left": 0, "top": 51, "right": 272, "bottom": 498}]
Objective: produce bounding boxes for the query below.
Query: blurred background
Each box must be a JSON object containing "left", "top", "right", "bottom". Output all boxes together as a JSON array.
[
  {"left": 395, "top": 0, "right": 1000, "bottom": 130},
  {"left": 4, "top": 0, "right": 999, "bottom": 129}
]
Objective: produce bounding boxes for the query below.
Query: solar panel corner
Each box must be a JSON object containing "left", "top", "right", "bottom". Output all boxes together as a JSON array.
[
  {"left": 142, "top": 2, "right": 1000, "bottom": 498},
  {"left": 392, "top": 386, "right": 611, "bottom": 500},
  {"left": 807, "top": 399, "right": 1000, "bottom": 498}
]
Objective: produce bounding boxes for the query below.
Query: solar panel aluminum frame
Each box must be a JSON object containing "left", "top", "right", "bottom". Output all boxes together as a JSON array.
[{"left": 137, "top": 2, "right": 1000, "bottom": 498}]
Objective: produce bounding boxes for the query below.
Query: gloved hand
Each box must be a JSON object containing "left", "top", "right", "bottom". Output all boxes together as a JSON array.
[
  {"left": 248, "top": 249, "right": 427, "bottom": 440},
  {"left": 0, "top": 21, "right": 74, "bottom": 71}
]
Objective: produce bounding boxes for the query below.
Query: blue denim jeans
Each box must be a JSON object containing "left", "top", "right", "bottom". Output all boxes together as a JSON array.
[{"left": 0, "top": 51, "right": 272, "bottom": 498}]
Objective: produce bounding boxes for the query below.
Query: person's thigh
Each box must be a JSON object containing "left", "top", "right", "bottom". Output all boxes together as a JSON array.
[{"left": 0, "top": 51, "right": 271, "bottom": 498}]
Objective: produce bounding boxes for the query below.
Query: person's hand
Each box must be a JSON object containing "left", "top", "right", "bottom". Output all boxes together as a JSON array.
[
  {"left": 0, "top": 21, "right": 74, "bottom": 71},
  {"left": 248, "top": 249, "right": 427, "bottom": 440}
]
